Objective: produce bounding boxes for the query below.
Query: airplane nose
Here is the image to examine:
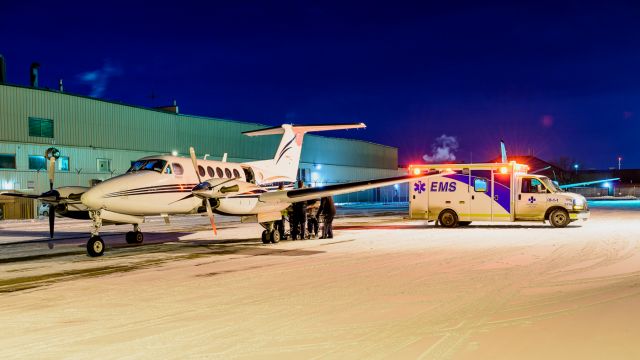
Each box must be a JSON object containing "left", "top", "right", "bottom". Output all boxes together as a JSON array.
[{"left": 81, "top": 187, "right": 105, "bottom": 210}]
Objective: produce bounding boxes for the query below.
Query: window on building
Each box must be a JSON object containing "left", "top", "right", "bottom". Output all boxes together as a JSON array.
[
  {"left": 97, "top": 158, "right": 111, "bottom": 172},
  {"left": 0, "top": 154, "right": 16, "bottom": 169},
  {"left": 28, "top": 117, "right": 54, "bottom": 138},
  {"left": 28, "top": 155, "right": 47, "bottom": 170},
  {"left": 58, "top": 156, "right": 69, "bottom": 172}
]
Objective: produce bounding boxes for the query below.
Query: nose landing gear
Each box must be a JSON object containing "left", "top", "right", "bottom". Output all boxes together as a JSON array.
[{"left": 87, "top": 211, "right": 145, "bottom": 257}]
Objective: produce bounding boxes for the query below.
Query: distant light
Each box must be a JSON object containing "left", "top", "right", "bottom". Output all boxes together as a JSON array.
[
  {"left": 413, "top": 168, "right": 421, "bottom": 176},
  {"left": 393, "top": 184, "right": 399, "bottom": 189},
  {"left": 573, "top": 164, "right": 579, "bottom": 169},
  {"left": 311, "top": 172, "right": 320, "bottom": 182},
  {"left": 499, "top": 167, "right": 508, "bottom": 174},
  {"left": 315, "top": 164, "right": 322, "bottom": 170},
  {"left": 171, "top": 150, "right": 178, "bottom": 156},
  {"left": 603, "top": 182, "right": 611, "bottom": 188}
]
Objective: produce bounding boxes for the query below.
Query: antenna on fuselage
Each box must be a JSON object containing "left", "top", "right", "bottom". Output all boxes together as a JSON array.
[{"left": 222, "top": 153, "right": 227, "bottom": 162}]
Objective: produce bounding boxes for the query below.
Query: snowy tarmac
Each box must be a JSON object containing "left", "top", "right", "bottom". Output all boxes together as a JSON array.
[{"left": 1, "top": 203, "right": 639, "bottom": 359}]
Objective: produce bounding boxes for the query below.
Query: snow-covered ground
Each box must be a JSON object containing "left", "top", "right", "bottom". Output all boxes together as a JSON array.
[{"left": 0, "top": 203, "right": 639, "bottom": 359}]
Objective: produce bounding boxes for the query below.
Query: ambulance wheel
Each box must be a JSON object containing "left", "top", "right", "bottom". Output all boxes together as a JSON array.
[
  {"left": 549, "top": 208, "right": 570, "bottom": 228},
  {"left": 459, "top": 221, "right": 472, "bottom": 226},
  {"left": 270, "top": 230, "right": 280, "bottom": 243},
  {"left": 87, "top": 236, "right": 105, "bottom": 257},
  {"left": 438, "top": 210, "right": 459, "bottom": 228},
  {"left": 261, "top": 230, "right": 270, "bottom": 244}
]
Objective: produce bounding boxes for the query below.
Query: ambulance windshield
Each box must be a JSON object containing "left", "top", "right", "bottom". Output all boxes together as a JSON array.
[{"left": 540, "top": 176, "right": 562, "bottom": 192}]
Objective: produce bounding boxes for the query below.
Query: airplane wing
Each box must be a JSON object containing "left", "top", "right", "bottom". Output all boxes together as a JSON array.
[
  {"left": 0, "top": 192, "right": 42, "bottom": 199},
  {"left": 559, "top": 178, "right": 620, "bottom": 189},
  {"left": 259, "top": 172, "right": 437, "bottom": 204}
]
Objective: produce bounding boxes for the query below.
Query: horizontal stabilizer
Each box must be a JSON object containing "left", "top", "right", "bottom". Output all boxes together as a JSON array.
[{"left": 243, "top": 123, "right": 365, "bottom": 137}]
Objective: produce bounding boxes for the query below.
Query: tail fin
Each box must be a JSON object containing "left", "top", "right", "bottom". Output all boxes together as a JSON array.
[
  {"left": 500, "top": 140, "right": 508, "bottom": 163},
  {"left": 243, "top": 123, "right": 366, "bottom": 183}
]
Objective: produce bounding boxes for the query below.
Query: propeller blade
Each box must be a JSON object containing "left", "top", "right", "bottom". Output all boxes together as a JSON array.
[
  {"left": 205, "top": 199, "right": 217, "bottom": 236},
  {"left": 48, "top": 157, "right": 56, "bottom": 191},
  {"left": 189, "top": 147, "right": 202, "bottom": 184},
  {"left": 48, "top": 205, "right": 55, "bottom": 239}
]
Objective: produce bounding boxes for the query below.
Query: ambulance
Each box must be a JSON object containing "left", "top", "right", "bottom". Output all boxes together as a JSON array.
[{"left": 408, "top": 162, "right": 590, "bottom": 228}]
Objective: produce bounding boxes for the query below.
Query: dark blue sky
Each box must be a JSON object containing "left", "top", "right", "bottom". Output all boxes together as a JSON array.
[{"left": 2, "top": 1, "right": 639, "bottom": 168}]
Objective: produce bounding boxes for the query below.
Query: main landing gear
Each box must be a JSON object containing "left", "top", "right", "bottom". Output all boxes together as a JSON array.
[
  {"left": 260, "top": 222, "right": 281, "bottom": 244},
  {"left": 86, "top": 211, "right": 145, "bottom": 257}
]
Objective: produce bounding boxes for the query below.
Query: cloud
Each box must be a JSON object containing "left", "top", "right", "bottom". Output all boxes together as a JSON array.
[
  {"left": 77, "top": 60, "right": 122, "bottom": 98},
  {"left": 423, "top": 134, "right": 459, "bottom": 163}
]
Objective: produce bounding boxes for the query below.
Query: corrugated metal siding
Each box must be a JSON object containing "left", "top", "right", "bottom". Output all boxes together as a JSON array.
[{"left": 0, "top": 84, "right": 397, "bottom": 169}]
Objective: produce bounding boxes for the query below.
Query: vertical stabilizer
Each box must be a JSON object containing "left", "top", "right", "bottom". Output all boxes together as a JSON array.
[
  {"left": 500, "top": 140, "right": 508, "bottom": 163},
  {"left": 243, "top": 123, "right": 365, "bottom": 183}
]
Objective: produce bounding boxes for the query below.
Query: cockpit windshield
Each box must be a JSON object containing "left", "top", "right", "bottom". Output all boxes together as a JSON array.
[
  {"left": 127, "top": 159, "right": 168, "bottom": 173},
  {"left": 540, "top": 176, "right": 562, "bottom": 193}
]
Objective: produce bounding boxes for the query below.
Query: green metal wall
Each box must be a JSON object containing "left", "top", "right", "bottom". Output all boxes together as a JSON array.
[{"left": 0, "top": 84, "right": 397, "bottom": 169}]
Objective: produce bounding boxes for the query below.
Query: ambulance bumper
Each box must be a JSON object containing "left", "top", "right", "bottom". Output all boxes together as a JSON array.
[{"left": 570, "top": 210, "right": 590, "bottom": 221}]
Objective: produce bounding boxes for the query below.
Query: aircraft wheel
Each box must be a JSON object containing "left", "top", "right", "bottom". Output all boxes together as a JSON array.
[
  {"left": 261, "top": 230, "right": 271, "bottom": 244},
  {"left": 438, "top": 210, "right": 459, "bottom": 228},
  {"left": 270, "top": 230, "right": 280, "bottom": 244},
  {"left": 549, "top": 208, "right": 570, "bottom": 228},
  {"left": 125, "top": 231, "right": 144, "bottom": 244},
  {"left": 87, "top": 236, "right": 105, "bottom": 257}
]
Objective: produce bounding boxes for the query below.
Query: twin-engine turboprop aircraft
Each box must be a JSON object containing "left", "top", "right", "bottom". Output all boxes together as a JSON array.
[{"left": 3, "top": 123, "right": 429, "bottom": 257}]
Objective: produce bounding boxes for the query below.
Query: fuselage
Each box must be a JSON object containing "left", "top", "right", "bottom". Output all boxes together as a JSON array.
[{"left": 80, "top": 155, "right": 294, "bottom": 216}]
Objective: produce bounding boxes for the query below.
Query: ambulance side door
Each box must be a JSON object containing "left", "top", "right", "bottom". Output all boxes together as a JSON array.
[
  {"left": 515, "top": 177, "right": 546, "bottom": 220},
  {"left": 469, "top": 170, "right": 492, "bottom": 221}
]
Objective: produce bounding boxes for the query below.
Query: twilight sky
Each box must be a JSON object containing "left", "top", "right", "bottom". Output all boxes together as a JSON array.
[{"left": 2, "top": 1, "right": 639, "bottom": 169}]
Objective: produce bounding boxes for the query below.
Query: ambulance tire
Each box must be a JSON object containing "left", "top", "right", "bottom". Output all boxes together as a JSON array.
[
  {"left": 438, "top": 210, "right": 459, "bottom": 228},
  {"left": 459, "top": 221, "right": 472, "bottom": 226},
  {"left": 549, "top": 208, "right": 570, "bottom": 228}
]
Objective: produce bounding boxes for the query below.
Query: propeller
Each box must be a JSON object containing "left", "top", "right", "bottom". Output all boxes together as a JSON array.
[{"left": 189, "top": 147, "right": 217, "bottom": 236}]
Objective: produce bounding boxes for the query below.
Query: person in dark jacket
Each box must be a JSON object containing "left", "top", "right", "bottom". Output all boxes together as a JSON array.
[
  {"left": 317, "top": 196, "right": 336, "bottom": 239},
  {"left": 291, "top": 180, "right": 307, "bottom": 240}
]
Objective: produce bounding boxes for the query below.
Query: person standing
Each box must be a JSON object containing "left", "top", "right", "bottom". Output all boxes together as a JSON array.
[
  {"left": 291, "top": 180, "right": 307, "bottom": 240},
  {"left": 317, "top": 196, "right": 336, "bottom": 239}
]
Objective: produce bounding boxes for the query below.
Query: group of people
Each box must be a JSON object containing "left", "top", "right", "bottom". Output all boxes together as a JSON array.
[{"left": 279, "top": 180, "right": 336, "bottom": 240}]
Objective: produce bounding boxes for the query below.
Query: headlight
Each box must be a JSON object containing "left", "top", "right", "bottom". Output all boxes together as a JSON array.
[{"left": 573, "top": 198, "right": 584, "bottom": 210}]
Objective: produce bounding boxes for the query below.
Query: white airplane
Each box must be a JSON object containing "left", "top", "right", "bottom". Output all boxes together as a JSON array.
[{"left": 3, "top": 123, "right": 429, "bottom": 257}]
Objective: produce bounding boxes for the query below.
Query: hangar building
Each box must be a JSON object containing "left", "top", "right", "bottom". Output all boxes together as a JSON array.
[{"left": 0, "top": 82, "right": 403, "bottom": 218}]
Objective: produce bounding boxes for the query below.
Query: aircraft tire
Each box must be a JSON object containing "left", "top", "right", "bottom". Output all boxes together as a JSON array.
[
  {"left": 438, "top": 210, "right": 459, "bottom": 228},
  {"left": 87, "top": 236, "right": 105, "bottom": 257},
  {"left": 270, "top": 230, "right": 280, "bottom": 244},
  {"left": 261, "top": 230, "right": 270, "bottom": 244},
  {"left": 549, "top": 208, "right": 570, "bottom": 228}
]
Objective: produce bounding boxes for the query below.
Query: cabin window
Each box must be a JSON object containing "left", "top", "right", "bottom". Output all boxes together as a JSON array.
[
  {"left": 474, "top": 178, "right": 487, "bottom": 192},
  {"left": 225, "top": 168, "right": 232, "bottom": 178},
  {"left": 521, "top": 178, "right": 546, "bottom": 194},
  {"left": 233, "top": 169, "right": 240, "bottom": 179},
  {"left": 173, "top": 163, "right": 184, "bottom": 175},
  {"left": 207, "top": 166, "right": 215, "bottom": 178},
  {"left": 216, "top": 167, "right": 224, "bottom": 178},
  {"left": 198, "top": 165, "right": 205, "bottom": 177}
]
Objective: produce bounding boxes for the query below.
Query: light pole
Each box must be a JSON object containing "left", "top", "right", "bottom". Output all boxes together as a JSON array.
[
  {"left": 573, "top": 163, "right": 579, "bottom": 175},
  {"left": 618, "top": 157, "right": 622, "bottom": 170}
]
